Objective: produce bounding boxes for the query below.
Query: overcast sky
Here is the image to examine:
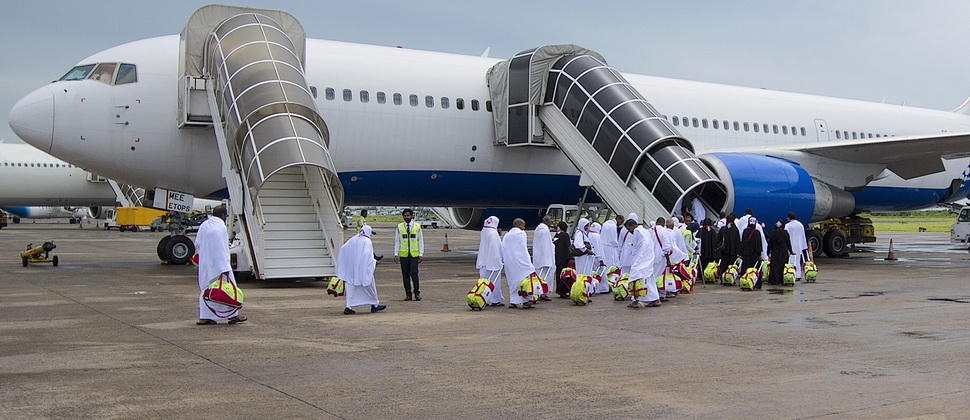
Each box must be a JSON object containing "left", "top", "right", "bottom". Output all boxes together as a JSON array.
[{"left": 3, "top": 0, "right": 970, "bottom": 143}]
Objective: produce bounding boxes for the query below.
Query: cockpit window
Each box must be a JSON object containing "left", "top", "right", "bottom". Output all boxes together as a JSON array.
[
  {"left": 58, "top": 64, "right": 96, "bottom": 81},
  {"left": 87, "top": 63, "right": 117, "bottom": 84},
  {"left": 116, "top": 63, "right": 137, "bottom": 84}
]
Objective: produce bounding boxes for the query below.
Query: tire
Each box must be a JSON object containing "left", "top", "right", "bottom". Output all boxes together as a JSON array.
[
  {"left": 52, "top": 256, "right": 59, "bottom": 267},
  {"left": 166, "top": 235, "right": 195, "bottom": 265},
  {"left": 156, "top": 235, "right": 173, "bottom": 262},
  {"left": 823, "top": 229, "right": 847, "bottom": 257},
  {"left": 22, "top": 256, "right": 28, "bottom": 267},
  {"left": 807, "top": 230, "right": 824, "bottom": 258}
]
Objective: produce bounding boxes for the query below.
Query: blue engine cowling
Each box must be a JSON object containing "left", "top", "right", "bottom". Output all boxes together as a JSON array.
[{"left": 699, "top": 153, "right": 855, "bottom": 223}]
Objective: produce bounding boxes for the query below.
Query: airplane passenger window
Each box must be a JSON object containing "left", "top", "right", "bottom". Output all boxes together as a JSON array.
[
  {"left": 59, "top": 64, "right": 96, "bottom": 81},
  {"left": 377, "top": 92, "right": 386, "bottom": 104},
  {"left": 743, "top": 122, "right": 750, "bottom": 132},
  {"left": 723, "top": 120, "right": 729, "bottom": 130},
  {"left": 800, "top": 127, "right": 807, "bottom": 136},
  {"left": 486, "top": 101, "right": 492, "bottom": 112},
  {"left": 409, "top": 94, "right": 418, "bottom": 106},
  {"left": 753, "top": 123, "right": 760, "bottom": 133},
  {"left": 441, "top": 97, "right": 450, "bottom": 109},
  {"left": 325, "top": 88, "right": 335, "bottom": 100},
  {"left": 672, "top": 117, "right": 679, "bottom": 126},
  {"left": 843, "top": 131, "right": 848, "bottom": 139},
  {"left": 835, "top": 131, "right": 841, "bottom": 139},
  {"left": 852, "top": 132, "right": 857, "bottom": 139},
  {"left": 733, "top": 121, "right": 740, "bottom": 131},
  {"left": 712, "top": 120, "right": 719, "bottom": 129},
  {"left": 763, "top": 124, "right": 769, "bottom": 133},
  {"left": 393, "top": 93, "right": 402, "bottom": 105},
  {"left": 343, "top": 89, "right": 352, "bottom": 101},
  {"left": 471, "top": 99, "right": 480, "bottom": 111},
  {"left": 360, "top": 90, "right": 369, "bottom": 103},
  {"left": 702, "top": 119, "right": 708, "bottom": 128},
  {"left": 115, "top": 64, "right": 137, "bottom": 84},
  {"left": 790, "top": 126, "right": 797, "bottom": 135},
  {"left": 772, "top": 125, "right": 779, "bottom": 134},
  {"left": 692, "top": 118, "right": 699, "bottom": 128},
  {"left": 309, "top": 86, "right": 318, "bottom": 98},
  {"left": 456, "top": 98, "right": 465, "bottom": 110},
  {"left": 425, "top": 95, "right": 434, "bottom": 108},
  {"left": 87, "top": 63, "right": 117, "bottom": 85}
]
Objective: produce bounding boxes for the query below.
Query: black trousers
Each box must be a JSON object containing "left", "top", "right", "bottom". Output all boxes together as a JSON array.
[{"left": 399, "top": 256, "right": 420, "bottom": 295}]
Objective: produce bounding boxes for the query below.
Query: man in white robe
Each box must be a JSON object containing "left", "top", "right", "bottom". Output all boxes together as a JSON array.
[
  {"left": 194, "top": 205, "right": 246, "bottom": 325},
  {"left": 477, "top": 216, "right": 504, "bottom": 307},
  {"left": 531, "top": 216, "right": 555, "bottom": 301},
  {"left": 600, "top": 217, "right": 620, "bottom": 271},
  {"left": 652, "top": 217, "right": 686, "bottom": 298},
  {"left": 785, "top": 211, "right": 809, "bottom": 280},
  {"left": 625, "top": 219, "right": 663, "bottom": 308},
  {"left": 502, "top": 218, "right": 536, "bottom": 309},
  {"left": 618, "top": 213, "right": 639, "bottom": 275},
  {"left": 691, "top": 197, "right": 707, "bottom": 225},
  {"left": 572, "top": 218, "right": 594, "bottom": 276},
  {"left": 588, "top": 222, "right": 610, "bottom": 293},
  {"left": 338, "top": 225, "right": 386, "bottom": 315}
]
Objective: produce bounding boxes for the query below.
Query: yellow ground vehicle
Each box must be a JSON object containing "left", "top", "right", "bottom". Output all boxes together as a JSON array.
[
  {"left": 105, "top": 207, "right": 168, "bottom": 232},
  {"left": 21, "top": 241, "right": 58, "bottom": 267}
]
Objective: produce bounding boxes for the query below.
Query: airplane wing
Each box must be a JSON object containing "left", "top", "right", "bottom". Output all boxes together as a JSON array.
[{"left": 768, "top": 132, "right": 970, "bottom": 179}]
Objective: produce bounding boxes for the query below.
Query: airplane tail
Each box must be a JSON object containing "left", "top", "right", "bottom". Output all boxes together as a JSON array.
[{"left": 951, "top": 96, "right": 970, "bottom": 114}]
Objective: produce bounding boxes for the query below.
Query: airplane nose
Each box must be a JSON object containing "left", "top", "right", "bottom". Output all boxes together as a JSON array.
[{"left": 8, "top": 86, "right": 54, "bottom": 152}]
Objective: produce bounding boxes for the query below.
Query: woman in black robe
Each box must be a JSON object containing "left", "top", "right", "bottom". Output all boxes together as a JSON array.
[
  {"left": 739, "top": 217, "right": 763, "bottom": 275},
  {"left": 767, "top": 220, "right": 794, "bottom": 286},
  {"left": 696, "top": 218, "right": 718, "bottom": 272},
  {"left": 553, "top": 221, "right": 573, "bottom": 298}
]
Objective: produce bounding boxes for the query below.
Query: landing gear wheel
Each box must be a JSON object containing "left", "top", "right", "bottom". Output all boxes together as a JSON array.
[
  {"left": 157, "top": 235, "right": 172, "bottom": 262},
  {"left": 823, "top": 229, "right": 847, "bottom": 257},
  {"left": 807, "top": 230, "right": 824, "bottom": 258},
  {"left": 52, "top": 256, "right": 58, "bottom": 267},
  {"left": 165, "top": 235, "right": 195, "bottom": 265}
]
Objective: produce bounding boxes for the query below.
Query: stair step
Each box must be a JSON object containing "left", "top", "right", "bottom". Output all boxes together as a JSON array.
[
  {"left": 263, "top": 247, "right": 331, "bottom": 259},
  {"left": 262, "top": 221, "right": 322, "bottom": 231},
  {"left": 263, "top": 230, "right": 328, "bottom": 241},
  {"left": 261, "top": 265, "right": 334, "bottom": 279},
  {"left": 261, "top": 212, "right": 319, "bottom": 223}
]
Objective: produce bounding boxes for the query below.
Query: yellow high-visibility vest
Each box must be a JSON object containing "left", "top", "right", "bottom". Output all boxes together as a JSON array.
[{"left": 397, "top": 222, "right": 421, "bottom": 257}]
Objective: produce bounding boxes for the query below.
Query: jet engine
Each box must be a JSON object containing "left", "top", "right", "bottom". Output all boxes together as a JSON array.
[
  {"left": 433, "top": 207, "right": 544, "bottom": 230},
  {"left": 699, "top": 153, "right": 856, "bottom": 224}
]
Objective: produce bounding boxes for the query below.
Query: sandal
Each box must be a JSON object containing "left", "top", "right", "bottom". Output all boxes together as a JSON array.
[
  {"left": 228, "top": 315, "right": 248, "bottom": 324},
  {"left": 196, "top": 319, "right": 217, "bottom": 325}
]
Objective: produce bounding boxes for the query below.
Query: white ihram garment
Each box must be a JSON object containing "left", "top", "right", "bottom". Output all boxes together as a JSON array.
[
  {"left": 195, "top": 215, "right": 236, "bottom": 319},
  {"left": 628, "top": 226, "right": 661, "bottom": 302},
  {"left": 502, "top": 227, "right": 536, "bottom": 305},
  {"left": 786, "top": 219, "right": 808, "bottom": 278},
  {"left": 338, "top": 226, "right": 379, "bottom": 308},
  {"left": 477, "top": 216, "right": 504, "bottom": 304}
]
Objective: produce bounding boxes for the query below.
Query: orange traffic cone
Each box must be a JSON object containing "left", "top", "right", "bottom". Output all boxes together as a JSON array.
[
  {"left": 885, "top": 238, "right": 897, "bottom": 261},
  {"left": 441, "top": 233, "right": 451, "bottom": 252}
]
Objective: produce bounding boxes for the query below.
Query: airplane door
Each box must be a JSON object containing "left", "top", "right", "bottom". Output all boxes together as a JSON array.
[{"left": 814, "top": 119, "right": 830, "bottom": 142}]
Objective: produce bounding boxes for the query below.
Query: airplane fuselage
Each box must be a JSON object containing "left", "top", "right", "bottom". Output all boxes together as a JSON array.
[{"left": 11, "top": 35, "right": 970, "bottom": 214}]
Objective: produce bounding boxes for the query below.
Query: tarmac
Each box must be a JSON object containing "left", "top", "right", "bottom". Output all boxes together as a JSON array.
[{"left": 1, "top": 220, "right": 969, "bottom": 419}]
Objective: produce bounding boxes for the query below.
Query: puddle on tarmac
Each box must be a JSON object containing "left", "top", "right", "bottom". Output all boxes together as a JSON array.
[
  {"left": 766, "top": 289, "right": 802, "bottom": 295},
  {"left": 898, "top": 330, "right": 943, "bottom": 340},
  {"left": 832, "top": 291, "right": 885, "bottom": 299}
]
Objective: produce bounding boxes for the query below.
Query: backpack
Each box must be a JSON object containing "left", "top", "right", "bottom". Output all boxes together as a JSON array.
[{"left": 466, "top": 278, "right": 494, "bottom": 311}]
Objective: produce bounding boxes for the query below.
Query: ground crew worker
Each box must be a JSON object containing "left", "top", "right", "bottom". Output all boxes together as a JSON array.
[{"left": 394, "top": 208, "right": 424, "bottom": 301}]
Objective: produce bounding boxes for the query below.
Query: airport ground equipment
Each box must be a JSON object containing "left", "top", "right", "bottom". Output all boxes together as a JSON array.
[
  {"left": 20, "top": 241, "right": 58, "bottom": 267},
  {"left": 488, "top": 46, "right": 727, "bottom": 226},
  {"left": 177, "top": 5, "right": 343, "bottom": 279},
  {"left": 951, "top": 206, "right": 970, "bottom": 245},
  {"left": 108, "top": 207, "right": 168, "bottom": 232}
]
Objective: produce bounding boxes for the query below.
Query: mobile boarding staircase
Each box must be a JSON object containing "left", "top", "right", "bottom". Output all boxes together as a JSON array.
[
  {"left": 178, "top": 5, "right": 343, "bottom": 279},
  {"left": 488, "top": 46, "right": 728, "bottom": 221}
]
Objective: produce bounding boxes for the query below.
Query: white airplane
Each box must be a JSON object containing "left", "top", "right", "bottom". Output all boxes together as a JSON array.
[
  {"left": 8, "top": 5, "right": 970, "bottom": 278},
  {"left": 0, "top": 143, "right": 117, "bottom": 221}
]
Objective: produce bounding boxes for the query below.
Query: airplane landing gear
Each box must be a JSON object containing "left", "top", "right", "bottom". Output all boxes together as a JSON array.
[{"left": 157, "top": 234, "right": 194, "bottom": 265}]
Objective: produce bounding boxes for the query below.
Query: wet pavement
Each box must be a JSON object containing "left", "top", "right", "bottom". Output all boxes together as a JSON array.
[{"left": 1, "top": 222, "right": 969, "bottom": 419}]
